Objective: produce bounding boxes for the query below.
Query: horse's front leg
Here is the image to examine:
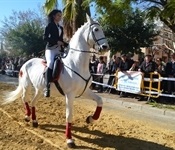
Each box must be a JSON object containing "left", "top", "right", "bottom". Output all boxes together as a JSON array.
[
  {"left": 65, "top": 94, "right": 76, "bottom": 148},
  {"left": 83, "top": 89, "right": 103, "bottom": 124}
]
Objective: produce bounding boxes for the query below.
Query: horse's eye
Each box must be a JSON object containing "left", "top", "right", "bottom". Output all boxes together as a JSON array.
[{"left": 94, "top": 28, "right": 99, "bottom": 32}]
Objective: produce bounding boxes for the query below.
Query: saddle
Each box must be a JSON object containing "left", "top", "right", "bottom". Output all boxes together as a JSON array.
[{"left": 42, "top": 55, "right": 63, "bottom": 82}]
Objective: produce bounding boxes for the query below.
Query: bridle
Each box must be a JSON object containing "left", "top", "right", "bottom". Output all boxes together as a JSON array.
[
  {"left": 69, "top": 22, "right": 107, "bottom": 54},
  {"left": 88, "top": 23, "right": 107, "bottom": 49}
]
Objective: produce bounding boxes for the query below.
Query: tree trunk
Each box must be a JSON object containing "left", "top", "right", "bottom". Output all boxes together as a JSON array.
[
  {"left": 63, "top": 0, "right": 91, "bottom": 40},
  {"left": 73, "top": 0, "right": 90, "bottom": 34},
  {"left": 167, "top": 25, "right": 175, "bottom": 33},
  {"left": 72, "top": 0, "right": 90, "bottom": 34},
  {"left": 160, "top": 17, "right": 175, "bottom": 33}
]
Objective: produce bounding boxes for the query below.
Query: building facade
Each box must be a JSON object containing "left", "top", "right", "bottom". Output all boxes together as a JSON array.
[{"left": 143, "top": 24, "right": 175, "bottom": 62}]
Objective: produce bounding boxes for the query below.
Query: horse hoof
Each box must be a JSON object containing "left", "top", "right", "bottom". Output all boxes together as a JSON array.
[
  {"left": 32, "top": 121, "right": 38, "bottom": 128},
  {"left": 86, "top": 116, "right": 93, "bottom": 124},
  {"left": 24, "top": 116, "right": 30, "bottom": 122},
  {"left": 67, "top": 142, "right": 76, "bottom": 148},
  {"left": 86, "top": 116, "right": 91, "bottom": 124}
]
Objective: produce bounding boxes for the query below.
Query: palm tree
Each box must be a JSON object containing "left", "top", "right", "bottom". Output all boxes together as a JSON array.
[
  {"left": 43, "top": 0, "right": 134, "bottom": 40},
  {"left": 136, "top": 0, "right": 175, "bottom": 32},
  {"left": 44, "top": 0, "right": 58, "bottom": 14},
  {"left": 44, "top": 0, "right": 90, "bottom": 40}
]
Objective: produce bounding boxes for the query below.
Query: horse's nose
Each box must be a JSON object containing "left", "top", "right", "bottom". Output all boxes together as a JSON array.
[{"left": 101, "top": 44, "right": 108, "bottom": 50}]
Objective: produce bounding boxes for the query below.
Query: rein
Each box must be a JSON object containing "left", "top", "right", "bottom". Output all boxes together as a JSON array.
[{"left": 69, "top": 48, "right": 99, "bottom": 54}]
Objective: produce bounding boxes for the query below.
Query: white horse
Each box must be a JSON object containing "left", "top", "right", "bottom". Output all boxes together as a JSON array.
[{"left": 2, "top": 15, "right": 109, "bottom": 148}]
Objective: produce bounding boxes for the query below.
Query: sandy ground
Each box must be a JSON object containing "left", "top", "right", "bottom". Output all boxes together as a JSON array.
[{"left": 0, "top": 83, "right": 175, "bottom": 150}]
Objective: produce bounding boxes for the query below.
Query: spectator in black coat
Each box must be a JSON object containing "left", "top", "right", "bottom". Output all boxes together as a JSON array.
[
  {"left": 165, "top": 53, "right": 175, "bottom": 94},
  {"left": 138, "top": 55, "right": 157, "bottom": 100},
  {"left": 89, "top": 55, "right": 98, "bottom": 74},
  {"left": 126, "top": 53, "right": 134, "bottom": 69},
  {"left": 108, "top": 55, "right": 117, "bottom": 75},
  {"left": 118, "top": 54, "right": 134, "bottom": 97},
  {"left": 109, "top": 56, "right": 121, "bottom": 74},
  {"left": 119, "top": 54, "right": 133, "bottom": 71},
  {"left": 89, "top": 55, "right": 98, "bottom": 90},
  {"left": 139, "top": 54, "right": 157, "bottom": 77},
  {"left": 106, "top": 56, "right": 121, "bottom": 93},
  {"left": 129, "top": 60, "right": 139, "bottom": 71},
  {"left": 155, "top": 58, "right": 165, "bottom": 76}
]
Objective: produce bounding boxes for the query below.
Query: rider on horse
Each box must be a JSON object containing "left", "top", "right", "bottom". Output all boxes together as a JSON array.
[{"left": 43, "top": 9, "right": 67, "bottom": 97}]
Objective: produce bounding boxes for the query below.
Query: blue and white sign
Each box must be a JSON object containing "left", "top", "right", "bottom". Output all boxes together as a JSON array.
[{"left": 117, "top": 71, "right": 143, "bottom": 94}]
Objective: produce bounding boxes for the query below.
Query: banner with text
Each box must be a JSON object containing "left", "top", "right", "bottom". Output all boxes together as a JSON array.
[{"left": 117, "top": 71, "right": 143, "bottom": 94}]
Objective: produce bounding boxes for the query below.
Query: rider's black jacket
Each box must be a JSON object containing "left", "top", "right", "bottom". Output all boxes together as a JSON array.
[{"left": 43, "top": 22, "right": 64, "bottom": 48}]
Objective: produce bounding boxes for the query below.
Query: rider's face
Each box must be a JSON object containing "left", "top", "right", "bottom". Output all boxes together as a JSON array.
[{"left": 54, "top": 12, "right": 62, "bottom": 23}]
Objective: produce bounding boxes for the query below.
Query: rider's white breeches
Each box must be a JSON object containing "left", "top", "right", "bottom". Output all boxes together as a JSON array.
[{"left": 45, "top": 48, "right": 60, "bottom": 69}]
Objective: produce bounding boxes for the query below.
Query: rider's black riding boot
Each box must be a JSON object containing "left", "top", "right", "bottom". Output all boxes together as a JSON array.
[{"left": 44, "top": 68, "right": 52, "bottom": 97}]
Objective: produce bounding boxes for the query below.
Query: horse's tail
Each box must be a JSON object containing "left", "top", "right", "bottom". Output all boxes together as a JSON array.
[
  {"left": 2, "top": 84, "right": 23, "bottom": 105},
  {"left": 2, "top": 64, "right": 28, "bottom": 105}
]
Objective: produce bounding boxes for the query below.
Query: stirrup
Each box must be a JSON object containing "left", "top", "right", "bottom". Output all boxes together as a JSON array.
[{"left": 44, "top": 89, "right": 50, "bottom": 97}]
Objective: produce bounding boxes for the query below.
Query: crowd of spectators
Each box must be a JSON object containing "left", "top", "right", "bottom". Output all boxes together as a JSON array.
[
  {"left": 89, "top": 53, "right": 175, "bottom": 98},
  {"left": 1, "top": 52, "right": 175, "bottom": 98},
  {"left": 0, "top": 55, "right": 36, "bottom": 76}
]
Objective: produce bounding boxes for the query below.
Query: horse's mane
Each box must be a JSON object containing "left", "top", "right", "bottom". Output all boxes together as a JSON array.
[{"left": 69, "top": 21, "right": 90, "bottom": 43}]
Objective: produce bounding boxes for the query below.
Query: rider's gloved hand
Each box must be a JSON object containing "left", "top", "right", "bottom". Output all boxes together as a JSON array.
[
  {"left": 63, "top": 41, "right": 69, "bottom": 47},
  {"left": 60, "top": 45, "right": 64, "bottom": 53}
]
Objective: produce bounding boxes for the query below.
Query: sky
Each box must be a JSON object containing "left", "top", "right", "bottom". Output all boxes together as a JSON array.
[
  {"left": 0, "top": 0, "right": 46, "bottom": 26},
  {"left": 0, "top": 0, "right": 96, "bottom": 28}
]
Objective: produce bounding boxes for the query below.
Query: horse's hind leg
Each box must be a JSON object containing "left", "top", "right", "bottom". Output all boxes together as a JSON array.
[
  {"left": 21, "top": 86, "right": 32, "bottom": 122},
  {"left": 83, "top": 89, "right": 103, "bottom": 124},
  {"left": 31, "top": 88, "right": 41, "bottom": 127}
]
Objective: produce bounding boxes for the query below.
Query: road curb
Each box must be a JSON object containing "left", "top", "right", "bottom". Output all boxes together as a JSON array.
[
  {"left": 141, "top": 105, "right": 166, "bottom": 115},
  {"left": 165, "top": 110, "right": 175, "bottom": 118},
  {"left": 122, "top": 101, "right": 142, "bottom": 111},
  {"left": 101, "top": 96, "right": 175, "bottom": 118}
]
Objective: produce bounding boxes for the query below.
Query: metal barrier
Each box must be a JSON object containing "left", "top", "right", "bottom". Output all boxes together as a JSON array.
[
  {"left": 5, "top": 69, "right": 19, "bottom": 77},
  {"left": 92, "top": 71, "right": 175, "bottom": 98},
  {"left": 140, "top": 72, "right": 162, "bottom": 98}
]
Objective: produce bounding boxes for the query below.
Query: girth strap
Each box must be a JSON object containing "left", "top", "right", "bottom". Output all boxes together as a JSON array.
[
  {"left": 76, "top": 75, "right": 91, "bottom": 98},
  {"left": 54, "top": 81, "right": 65, "bottom": 96},
  {"left": 53, "top": 64, "right": 91, "bottom": 98},
  {"left": 64, "top": 64, "right": 92, "bottom": 98}
]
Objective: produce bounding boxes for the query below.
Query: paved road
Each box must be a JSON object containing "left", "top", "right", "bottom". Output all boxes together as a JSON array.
[{"left": 0, "top": 74, "right": 18, "bottom": 84}]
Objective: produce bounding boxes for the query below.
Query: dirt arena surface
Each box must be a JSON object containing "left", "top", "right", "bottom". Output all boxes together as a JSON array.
[{"left": 0, "top": 83, "right": 175, "bottom": 150}]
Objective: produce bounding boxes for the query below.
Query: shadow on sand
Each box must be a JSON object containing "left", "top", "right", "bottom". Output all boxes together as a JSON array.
[{"left": 39, "top": 124, "right": 173, "bottom": 150}]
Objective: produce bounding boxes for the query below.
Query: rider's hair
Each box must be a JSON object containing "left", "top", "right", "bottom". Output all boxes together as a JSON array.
[{"left": 48, "top": 9, "right": 62, "bottom": 23}]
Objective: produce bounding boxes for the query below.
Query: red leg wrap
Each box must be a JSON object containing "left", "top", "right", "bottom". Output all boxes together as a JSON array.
[
  {"left": 66, "top": 123, "right": 72, "bottom": 139},
  {"left": 25, "top": 102, "right": 31, "bottom": 116},
  {"left": 92, "top": 106, "right": 102, "bottom": 120},
  {"left": 31, "top": 107, "right": 36, "bottom": 120}
]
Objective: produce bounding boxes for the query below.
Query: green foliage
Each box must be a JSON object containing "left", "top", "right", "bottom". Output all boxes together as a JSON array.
[
  {"left": 43, "top": 0, "right": 58, "bottom": 15},
  {"left": 63, "top": 0, "right": 90, "bottom": 39},
  {"left": 44, "top": 0, "right": 90, "bottom": 39},
  {"left": 63, "top": 0, "right": 75, "bottom": 21},
  {"left": 0, "top": 51, "right": 8, "bottom": 58},
  {"left": 94, "top": 0, "right": 132, "bottom": 26},
  {"left": 43, "top": 0, "right": 131, "bottom": 39},
  {"left": 101, "top": 9, "right": 158, "bottom": 54},
  {"left": 0, "top": 10, "right": 46, "bottom": 56},
  {"left": 136, "top": 0, "right": 175, "bottom": 32}
]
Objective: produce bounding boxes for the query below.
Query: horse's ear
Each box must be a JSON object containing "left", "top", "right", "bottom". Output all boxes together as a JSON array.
[{"left": 86, "top": 13, "right": 93, "bottom": 23}]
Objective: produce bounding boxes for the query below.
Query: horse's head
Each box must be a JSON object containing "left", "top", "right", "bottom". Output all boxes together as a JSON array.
[{"left": 86, "top": 14, "right": 109, "bottom": 52}]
